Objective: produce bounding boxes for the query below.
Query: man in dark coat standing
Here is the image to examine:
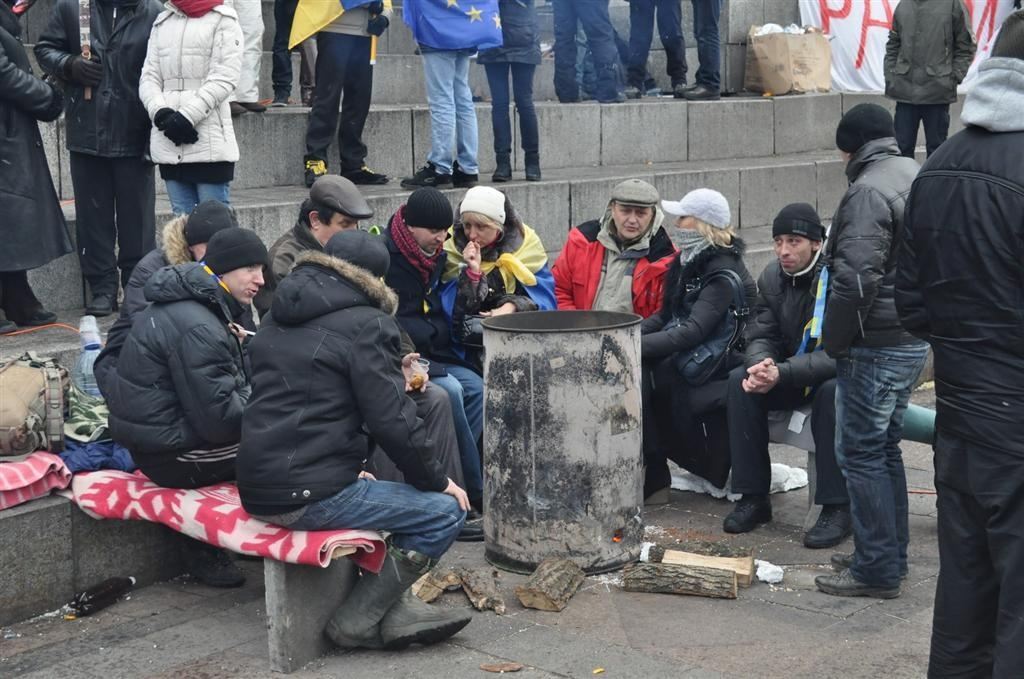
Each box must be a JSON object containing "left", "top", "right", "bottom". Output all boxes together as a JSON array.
[
  {"left": 814, "top": 104, "right": 928, "bottom": 600},
  {"left": 897, "top": 12, "right": 1024, "bottom": 676},
  {"left": 0, "top": 0, "right": 72, "bottom": 334},
  {"left": 35, "top": 0, "right": 162, "bottom": 316}
]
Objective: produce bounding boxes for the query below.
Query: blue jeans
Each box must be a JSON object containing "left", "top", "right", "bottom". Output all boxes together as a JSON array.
[
  {"left": 165, "top": 180, "right": 231, "bottom": 216},
  {"left": 483, "top": 62, "right": 539, "bottom": 156},
  {"left": 691, "top": 0, "right": 722, "bottom": 90},
  {"left": 432, "top": 363, "right": 484, "bottom": 502},
  {"left": 835, "top": 343, "right": 928, "bottom": 588},
  {"left": 421, "top": 51, "right": 479, "bottom": 175},
  {"left": 283, "top": 479, "right": 465, "bottom": 559}
]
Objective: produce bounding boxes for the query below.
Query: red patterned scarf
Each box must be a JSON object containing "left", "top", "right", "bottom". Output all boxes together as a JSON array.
[
  {"left": 172, "top": 0, "right": 221, "bottom": 17},
  {"left": 390, "top": 206, "right": 442, "bottom": 285}
]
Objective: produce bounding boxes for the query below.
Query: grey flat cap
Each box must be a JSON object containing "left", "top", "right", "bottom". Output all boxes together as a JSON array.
[
  {"left": 309, "top": 175, "right": 374, "bottom": 220},
  {"left": 610, "top": 179, "right": 659, "bottom": 207}
]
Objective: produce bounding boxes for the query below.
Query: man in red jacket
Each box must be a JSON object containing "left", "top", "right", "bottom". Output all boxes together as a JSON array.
[{"left": 552, "top": 179, "right": 676, "bottom": 318}]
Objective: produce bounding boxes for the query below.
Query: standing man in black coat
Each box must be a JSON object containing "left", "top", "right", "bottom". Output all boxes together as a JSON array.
[
  {"left": 897, "top": 13, "right": 1024, "bottom": 676},
  {"left": 814, "top": 104, "right": 928, "bottom": 601},
  {"left": 0, "top": 0, "right": 71, "bottom": 334},
  {"left": 723, "top": 204, "right": 850, "bottom": 549},
  {"left": 35, "top": 0, "right": 162, "bottom": 316}
]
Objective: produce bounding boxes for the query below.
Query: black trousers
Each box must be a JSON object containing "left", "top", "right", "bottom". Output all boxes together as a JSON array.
[
  {"left": 271, "top": 0, "right": 317, "bottom": 98},
  {"left": 0, "top": 270, "right": 45, "bottom": 324},
  {"left": 626, "top": 0, "right": 686, "bottom": 88},
  {"left": 68, "top": 153, "right": 156, "bottom": 299},
  {"left": 894, "top": 102, "right": 950, "bottom": 159},
  {"left": 304, "top": 32, "right": 372, "bottom": 172},
  {"left": 726, "top": 366, "right": 847, "bottom": 505},
  {"left": 139, "top": 444, "right": 239, "bottom": 489},
  {"left": 928, "top": 431, "right": 1024, "bottom": 678}
]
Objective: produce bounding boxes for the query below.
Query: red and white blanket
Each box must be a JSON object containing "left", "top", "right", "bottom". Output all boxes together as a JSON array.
[
  {"left": 61, "top": 471, "right": 387, "bottom": 573},
  {"left": 0, "top": 452, "right": 72, "bottom": 511}
]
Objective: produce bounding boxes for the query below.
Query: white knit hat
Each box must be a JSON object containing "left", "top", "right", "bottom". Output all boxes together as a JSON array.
[
  {"left": 661, "top": 188, "right": 731, "bottom": 229},
  {"left": 460, "top": 186, "right": 506, "bottom": 227}
]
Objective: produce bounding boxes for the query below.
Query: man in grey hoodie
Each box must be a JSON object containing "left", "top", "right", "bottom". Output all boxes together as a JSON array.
[{"left": 896, "top": 11, "right": 1024, "bottom": 677}]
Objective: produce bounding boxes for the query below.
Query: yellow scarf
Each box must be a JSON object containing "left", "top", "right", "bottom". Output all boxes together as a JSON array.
[{"left": 443, "top": 223, "right": 548, "bottom": 294}]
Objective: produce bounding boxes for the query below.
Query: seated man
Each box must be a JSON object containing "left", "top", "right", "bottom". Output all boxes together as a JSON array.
[
  {"left": 552, "top": 179, "right": 675, "bottom": 318},
  {"left": 104, "top": 228, "right": 268, "bottom": 586},
  {"left": 238, "top": 229, "right": 471, "bottom": 650},
  {"left": 95, "top": 201, "right": 240, "bottom": 399},
  {"left": 722, "top": 204, "right": 851, "bottom": 548}
]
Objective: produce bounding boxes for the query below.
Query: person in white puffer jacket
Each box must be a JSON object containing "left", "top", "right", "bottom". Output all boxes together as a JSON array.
[{"left": 139, "top": 0, "right": 243, "bottom": 215}]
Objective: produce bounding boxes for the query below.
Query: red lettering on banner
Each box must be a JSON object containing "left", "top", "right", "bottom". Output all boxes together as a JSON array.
[
  {"left": 819, "top": 0, "right": 853, "bottom": 34},
  {"left": 975, "top": 0, "right": 1000, "bottom": 47},
  {"left": 856, "top": 0, "right": 896, "bottom": 69}
]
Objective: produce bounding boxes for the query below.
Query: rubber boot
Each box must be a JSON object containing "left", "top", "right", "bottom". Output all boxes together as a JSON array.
[
  {"left": 324, "top": 545, "right": 432, "bottom": 649},
  {"left": 380, "top": 590, "right": 472, "bottom": 649},
  {"left": 524, "top": 152, "right": 541, "bottom": 182},
  {"left": 491, "top": 153, "right": 512, "bottom": 183}
]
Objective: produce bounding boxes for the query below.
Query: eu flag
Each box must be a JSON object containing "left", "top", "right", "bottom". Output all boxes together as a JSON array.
[
  {"left": 340, "top": 0, "right": 378, "bottom": 9},
  {"left": 403, "top": 0, "right": 503, "bottom": 51}
]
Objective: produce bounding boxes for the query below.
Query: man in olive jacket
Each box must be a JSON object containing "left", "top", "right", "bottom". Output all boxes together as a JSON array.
[{"left": 884, "top": 0, "right": 976, "bottom": 158}]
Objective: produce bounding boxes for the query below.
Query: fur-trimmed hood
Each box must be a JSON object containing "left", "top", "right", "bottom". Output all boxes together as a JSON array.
[
  {"left": 159, "top": 215, "right": 195, "bottom": 266},
  {"left": 269, "top": 250, "right": 398, "bottom": 325}
]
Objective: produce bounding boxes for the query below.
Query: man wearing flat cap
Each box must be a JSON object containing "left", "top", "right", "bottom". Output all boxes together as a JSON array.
[
  {"left": 553, "top": 178, "right": 676, "bottom": 318},
  {"left": 722, "top": 203, "right": 850, "bottom": 550}
]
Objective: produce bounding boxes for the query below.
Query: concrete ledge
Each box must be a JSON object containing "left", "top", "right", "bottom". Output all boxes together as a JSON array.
[{"left": 687, "top": 97, "right": 774, "bottom": 160}]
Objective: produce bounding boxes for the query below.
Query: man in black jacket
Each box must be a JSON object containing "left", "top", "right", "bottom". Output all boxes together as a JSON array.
[
  {"left": 813, "top": 104, "right": 928, "bottom": 601},
  {"left": 35, "top": 0, "right": 162, "bottom": 316},
  {"left": 896, "top": 14, "right": 1024, "bottom": 675},
  {"left": 238, "top": 229, "right": 471, "bottom": 651},
  {"left": 722, "top": 204, "right": 850, "bottom": 549}
]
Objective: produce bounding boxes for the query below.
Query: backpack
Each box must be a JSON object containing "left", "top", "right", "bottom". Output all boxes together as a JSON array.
[{"left": 0, "top": 353, "right": 68, "bottom": 457}]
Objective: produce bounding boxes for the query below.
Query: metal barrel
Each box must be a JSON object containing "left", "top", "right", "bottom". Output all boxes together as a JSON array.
[{"left": 481, "top": 310, "right": 644, "bottom": 574}]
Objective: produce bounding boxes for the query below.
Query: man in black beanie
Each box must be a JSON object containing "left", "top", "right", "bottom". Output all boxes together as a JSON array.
[
  {"left": 897, "top": 10, "right": 1024, "bottom": 675},
  {"left": 814, "top": 104, "right": 927, "bottom": 600},
  {"left": 723, "top": 203, "right": 850, "bottom": 549}
]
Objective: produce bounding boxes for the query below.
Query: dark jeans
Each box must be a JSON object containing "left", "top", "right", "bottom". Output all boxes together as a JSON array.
[
  {"left": 627, "top": 0, "right": 686, "bottom": 88},
  {"left": 928, "top": 431, "right": 1024, "bottom": 677},
  {"left": 305, "top": 32, "right": 372, "bottom": 171},
  {"left": 271, "top": 0, "right": 316, "bottom": 98},
  {"left": 483, "top": 62, "right": 539, "bottom": 156},
  {"left": 68, "top": 152, "right": 156, "bottom": 298},
  {"left": 726, "top": 367, "right": 847, "bottom": 505},
  {"left": 552, "top": 0, "right": 620, "bottom": 102},
  {"left": 0, "top": 270, "right": 45, "bottom": 324},
  {"left": 894, "top": 102, "right": 950, "bottom": 158},
  {"left": 835, "top": 343, "right": 928, "bottom": 589},
  {"left": 691, "top": 0, "right": 722, "bottom": 90}
]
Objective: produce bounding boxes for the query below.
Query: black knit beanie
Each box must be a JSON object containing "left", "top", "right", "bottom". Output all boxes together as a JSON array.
[
  {"left": 835, "top": 103, "right": 895, "bottom": 154},
  {"left": 404, "top": 187, "right": 454, "bottom": 231},
  {"left": 204, "top": 229, "right": 268, "bottom": 275},
  {"left": 324, "top": 229, "right": 390, "bottom": 278},
  {"left": 992, "top": 10, "right": 1024, "bottom": 60},
  {"left": 184, "top": 200, "right": 239, "bottom": 246},
  {"left": 773, "top": 203, "right": 825, "bottom": 241}
]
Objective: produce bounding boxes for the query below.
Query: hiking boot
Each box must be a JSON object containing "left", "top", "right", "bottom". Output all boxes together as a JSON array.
[
  {"left": 85, "top": 293, "right": 117, "bottom": 317},
  {"left": 491, "top": 154, "right": 512, "bottom": 183},
  {"left": 723, "top": 494, "right": 772, "bottom": 534},
  {"left": 524, "top": 152, "right": 541, "bottom": 182},
  {"left": 401, "top": 162, "right": 452, "bottom": 189},
  {"left": 229, "top": 101, "right": 248, "bottom": 117},
  {"left": 380, "top": 590, "right": 472, "bottom": 649},
  {"left": 183, "top": 541, "right": 246, "bottom": 588},
  {"left": 343, "top": 166, "right": 389, "bottom": 185},
  {"left": 831, "top": 552, "right": 908, "bottom": 579},
  {"left": 815, "top": 569, "right": 900, "bottom": 599},
  {"left": 325, "top": 545, "right": 433, "bottom": 649},
  {"left": 803, "top": 504, "right": 853, "bottom": 549},
  {"left": 304, "top": 157, "right": 328, "bottom": 188},
  {"left": 683, "top": 84, "right": 721, "bottom": 101},
  {"left": 456, "top": 509, "right": 484, "bottom": 542},
  {"left": 269, "top": 93, "right": 290, "bottom": 108},
  {"left": 452, "top": 162, "right": 478, "bottom": 189}
]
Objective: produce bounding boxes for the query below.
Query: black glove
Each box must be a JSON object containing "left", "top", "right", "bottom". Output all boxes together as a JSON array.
[
  {"left": 158, "top": 110, "right": 199, "bottom": 146},
  {"left": 65, "top": 54, "right": 103, "bottom": 87},
  {"left": 366, "top": 0, "right": 383, "bottom": 13},
  {"left": 153, "top": 107, "right": 175, "bottom": 129},
  {"left": 39, "top": 84, "right": 64, "bottom": 122},
  {"left": 366, "top": 14, "right": 389, "bottom": 36}
]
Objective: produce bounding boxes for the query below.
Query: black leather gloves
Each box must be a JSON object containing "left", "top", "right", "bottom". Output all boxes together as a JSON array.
[
  {"left": 366, "top": 14, "right": 389, "bottom": 36},
  {"left": 154, "top": 107, "right": 199, "bottom": 146},
  {"left": 65, "top": 55, "right": 103, "bottom": 87}
]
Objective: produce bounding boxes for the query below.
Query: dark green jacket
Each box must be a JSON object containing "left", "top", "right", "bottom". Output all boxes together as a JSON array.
[{"left": 884, "top": 0, "right": 976, "bottom": 105}]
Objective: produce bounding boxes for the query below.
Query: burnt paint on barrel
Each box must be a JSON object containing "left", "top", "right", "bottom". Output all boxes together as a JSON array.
[{"left": 482, "top": 311, "right": 644, "bottom": 574}]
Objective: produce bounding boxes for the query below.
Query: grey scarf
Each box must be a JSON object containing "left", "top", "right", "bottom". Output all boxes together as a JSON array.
[{"left": 669, "top": 228, "right": 711, "bottom": 267}]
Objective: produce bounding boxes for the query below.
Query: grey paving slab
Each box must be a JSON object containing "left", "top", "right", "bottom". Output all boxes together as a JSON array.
[
  {"left": 774, "top": 93, "right": 844, "bottom": 154},
  {"left": 738, "top": 161, "right": 817, "bottom": 228},
  {"left": 815, "top": 157, "right": 848, "bottom": 220},
  {"left": 526, "top": 103, "right": 602, "bottom": 171},
  {"left": 687, "top": 98, "right": 774, "bottom": 161},
  {"left": 0, "top": 498, "right": 74, "bottom": 627},
  {"left": 601, "top": 100, "right": 688, "bottom": 166}
]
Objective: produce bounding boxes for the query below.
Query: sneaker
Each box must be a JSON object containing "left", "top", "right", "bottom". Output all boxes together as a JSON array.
[
  {"left": 815, "top": 569, "right": 900, "bottom": 599},
  {"left": 229, "top": 101, "right": 248, "bottom": 117},
  {"left": 343, "top": 166, "right": 389, "bottom": 185},
  {"left": 304, "top": 157, "right": 328, "bottom": 188},
  {"left": 722, "top": 494, "right": 772, "bottom": 534},
  {"left": 803, "top": 504, "right": 853, "bottom": 549},
  {"left": 597, "top": 91, "right": 627, "bottom": 104},
  {"left": 456, "top": 509, "right": 484, "bottom": 542},
  {"left": 452, "top": 162, "right": 478, "bottom": 189},
  {"left": 624, "top": 84, "right": 643, "bottom": 99},
  {"left": 269, "top": 93, "right": 290, "bottom": 108},
  {"left": 831, "top": 552, "right": 908, "bottom": 579},
  {"left": 85, "top": 293, "right": 117, "bottom": 317},
  {"left": 401, "top": 162, "right": 452, "bottom": 189},
  {"left": 683, "top": 84, "right": 721, "bottom": 101}
]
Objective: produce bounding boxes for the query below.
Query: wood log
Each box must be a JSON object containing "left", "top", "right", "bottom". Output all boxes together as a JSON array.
[
  {"left": 655, "top": 550, "right": 755, "bottom": 588},
  {"left": 514, "top": 558, "right": 586, "bottom": 612},
  {"left": 623, "top": 562, "right": 737, "bottom": 599},
  {"left": 649, "top": 539, "right": 752, "bottom": 561},
  {"left": 459, "top": 568, "right": 506, "bottom": 614},
  {"left": 413, "top": 568, "right": 464, "bottom": 603}
]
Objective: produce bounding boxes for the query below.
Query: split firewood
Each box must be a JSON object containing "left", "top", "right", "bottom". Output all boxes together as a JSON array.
[
  {"left": 623, "top": 562, "right": 737, "bottom": 599},
  {"left": 459, "top": 568, "right": 506, "bottom": 614},
  {"left": 514, "top": 558, "right": 585, "bottom": 612},
  {"left": 412, "top": 568, "right": 464, "bottom": 603},
  {"left": 647, "top": 542, "right": 755, "bottom": 587}
]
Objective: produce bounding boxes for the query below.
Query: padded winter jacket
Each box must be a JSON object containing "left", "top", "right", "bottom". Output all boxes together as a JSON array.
[
  {"left": 138, "top": 2, "right": 243, "bottom": 166},
  {"left": 477, "top": 0, "right": 541, "bottom": 65},
  {"left": 253, "top": 220, "right": 322, "bottom": 318},
  {"left": 884, "top": 0, "right": 975, "bottom": 105}
]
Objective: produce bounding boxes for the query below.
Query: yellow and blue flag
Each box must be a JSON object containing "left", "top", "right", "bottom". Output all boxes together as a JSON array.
[
  {"left": 289, "top": 0, "right": 388, "bottom": 50},
  {"left": 403, "top": 0, "right": 503, "bottom": 51}
]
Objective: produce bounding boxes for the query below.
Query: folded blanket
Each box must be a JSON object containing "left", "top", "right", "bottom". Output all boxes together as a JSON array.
[
  {"left": 0, "top": 452, "right": 72, "bottom": 511},
  {"left": 61, "top": 471, "right": 387, "bottom": 573}
]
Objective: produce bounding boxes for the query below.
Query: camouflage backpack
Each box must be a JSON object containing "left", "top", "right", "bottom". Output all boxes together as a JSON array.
[{"left": 0, "top": 353, "right": 68, "bottom": 457}]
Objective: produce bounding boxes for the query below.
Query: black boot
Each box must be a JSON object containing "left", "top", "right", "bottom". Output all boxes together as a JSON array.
[
  {"left": 524, "top": 153, "right": 541, "bottom": 182},
  {"left": 722, "top": 494, "right": 772, "bottom": 533},
  {"left": 803, "top": 503, "right": 853, "bottom": 549},
  {"left": 491, "top": 154, "right": 512, "bottom": 183},
  {"left": 182, "top": 539, "right": 246, "bottom": 588}
]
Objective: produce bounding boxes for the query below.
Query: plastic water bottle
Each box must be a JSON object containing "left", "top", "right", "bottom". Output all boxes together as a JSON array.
[{"left": 73, "top": 315, "right": 102, "bottom": 397}]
